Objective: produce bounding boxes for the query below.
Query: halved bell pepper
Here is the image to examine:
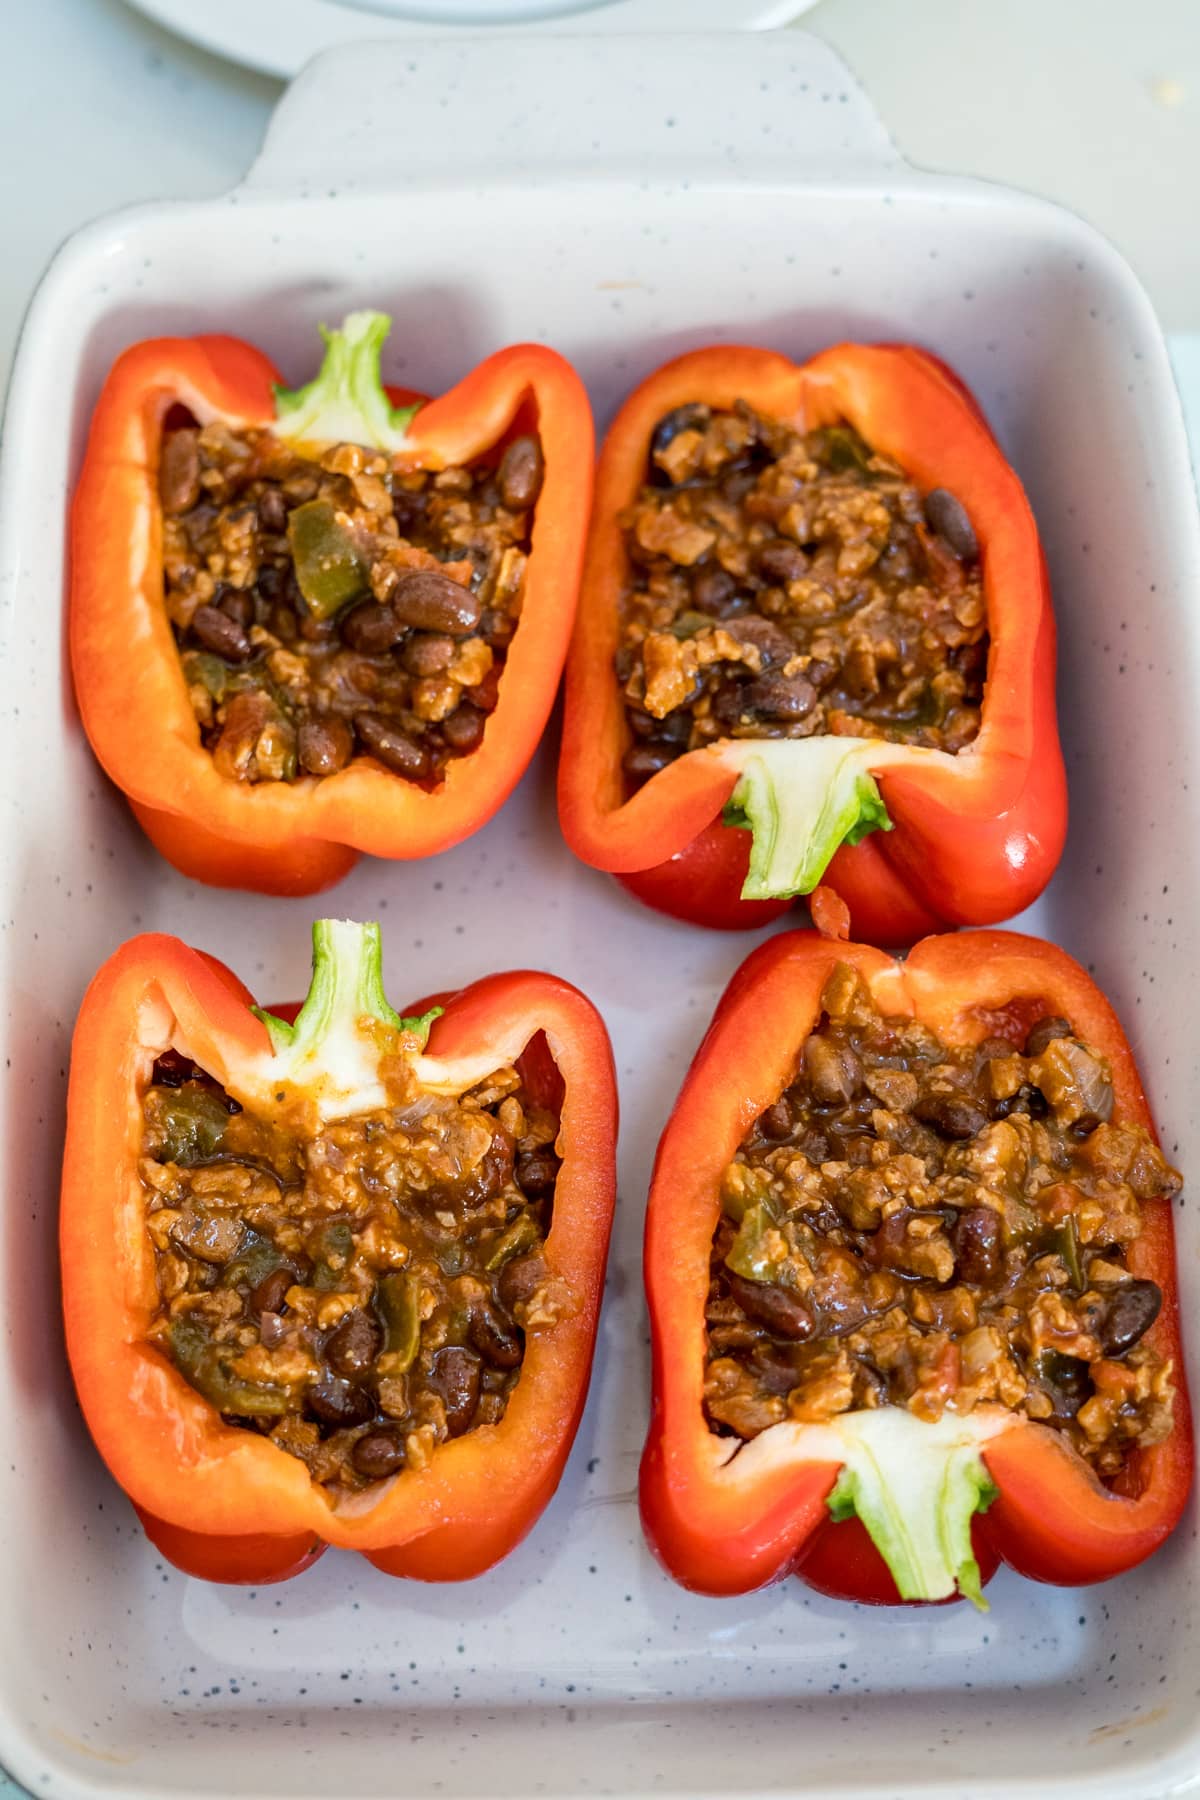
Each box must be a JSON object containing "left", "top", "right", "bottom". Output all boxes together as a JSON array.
[
  {"left": 71, "top": 311, "right": 593, "bottom": 895},
  {"left": 61, "top": 918, "right": 617, "bottom": 1584},
  {"left": 641, "top": 928, "right": 1191, "bottom": 1605},
  {"left": 558, "top": 344, "right": 1066, "bottom": 942}
]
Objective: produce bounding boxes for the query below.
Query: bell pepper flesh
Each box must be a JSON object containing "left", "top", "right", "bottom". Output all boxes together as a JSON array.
[
  {"left": 61, "top": 920, "right": 617, "bottom": 1584},
  {"left": 71, "top": 314, "right": 593, "bottom": 895},
  {"left": 640, "top": 928, "right": 1191, "bottom": 1604},
  {"left": 559, "top": 342, "right": 1066, "bottom": 943}
]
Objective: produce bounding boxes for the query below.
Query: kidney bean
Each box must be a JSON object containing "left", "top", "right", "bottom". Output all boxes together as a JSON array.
[
  {"left": 389, "top": 570, "right": 481, "bottom": 635},
  {"left": 191, "top": 604, "right": 251, "bottom": 663},
  {"left": 352, "top": 1427, "right": 407, "bottom": 1478},
  {"left": 298, "top": 714, "right": 353, "bottom": 777},
  {"left": 623, "top": 742, "right": 678, "bottom": 784},
  {"left": 470, "top": 1302, "right": 522, "bottom": 1370},
  {"left": 742, "top": 673, "right": 816, "bottom": 721},
  {"left": 497, "top": 1253, "right": 547, "bottom": 1315},
  {"left": 913, "top": 1094, "right": 988, "bottom": 1140},
  {"left": 515, "top": 1146, "right": 559, "bottom": 1199},
  {"left": 497, "top": 435, "right": 545, "bottom": 511},
  {"left": 724, "top": 615, "right": 795, "bottom": 667},
  {"left": 250, "top": 1267, "right": 292, "bottom": 1318},
  {"left": 442, "top": 705, "right": 486, "bottom": 753},
  {"left": 159, "top": 428, "right": 201, "bottom": 515},
  {"left": 924, "top": 488, "right": 978, "bottom": 561},
  {"left": 217, "top": 587, "right": 255, "bottom": 630},
  {"left": 1024, "top": 1015, "right": 1073, "bottom": 1058},
  {"left": 690, "top": 566, "right": 738, "bottom": 615},
  {"left": 1100, "top": 1280, "right": 1162, "bottom": 1356},
  {"left": 325, "top": 1307, "right": 383, "bottom": 1379},
  {"left": 467, "top": 664, "right": 502, "bottom": 714},
  {"left": 757, "top": 1100, "right": 794, "bottom": 1141},
  {"left": 726, "top": 1271, "right": 815, "bottom": 1341},
  {"left": 433, "top": 1347, "right": 482, "bottom": 1437},
  {"left": 307, "top": 1374, "right": 375, "bottom": 1427},
  {"left": 954, "top": 1205, "right": 1002, "bottom": 1285},
  {"left": 803, "top": 1034, "right": 862, "bottom": 1106},
  {"left": 757, "top": 540, "right": 808, "bottom": 585},
  {"left": 353, "top": 715, "right": 431, "bottom": 780},
  {"left": 401, "top": 632, "right": 456, "bottom": 677},
  {"left": 341, "top": 602, "right": 404, "bottom": 654}
]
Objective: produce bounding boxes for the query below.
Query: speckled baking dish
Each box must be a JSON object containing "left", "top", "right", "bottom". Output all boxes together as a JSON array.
[{"left": 1, "top": 29, "right": 1198, "bottom": 1800}]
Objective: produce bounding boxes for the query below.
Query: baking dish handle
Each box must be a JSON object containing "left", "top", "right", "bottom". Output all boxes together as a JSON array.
[{"left": 241, "top": 29, "right": 902, "bottom": 194}]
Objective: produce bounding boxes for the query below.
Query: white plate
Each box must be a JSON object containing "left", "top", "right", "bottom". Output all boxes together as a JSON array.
[
  {"left": 122, "top": 0, "right": 815, "bottom": 79},
  {"left": 2, "top": 27, "right": 1200, "bottom": 1800}
]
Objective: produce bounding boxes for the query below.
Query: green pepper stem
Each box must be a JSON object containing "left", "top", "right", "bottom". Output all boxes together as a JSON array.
[{"left": 273, "top": 311, "right": 420, "bottom": 452}]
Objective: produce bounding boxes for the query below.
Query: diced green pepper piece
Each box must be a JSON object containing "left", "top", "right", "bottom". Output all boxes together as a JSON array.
[
  {"left": 1055, "top": 1215, "right": 1085, "bottom": 1292},
  {"left": 818, "top": 424, "right": 875, "bottom": 476},
  {"left": 220, "top": 1233, "right": 284, "bottom": 1293},
  {"left": 725, "top": 1200, "right": 790, "bottom": 1284},
  {"left": 168, "top": 1320, "right": 290, "bottom": 1417},
  {"left": 311, "top": 1220, "right": 354, "bottom": 1290},
  {"left": 286, "top": 500, "right": 368, "bottom": 620},
  {"left": 669, "top": 611, "right": 715, "bottom": 640},
  {"left": 484, "top": 1212, "right": 541, "bottom": 1272},
  {"left": 378, "top": 1271, "right": 421, "bottom": 1371},
  {"left": 181, "top": 650, "right": 229, "bottom": 701},
  {"left": 146, "top": 1087, "right": 231, "bottom": 1166}
]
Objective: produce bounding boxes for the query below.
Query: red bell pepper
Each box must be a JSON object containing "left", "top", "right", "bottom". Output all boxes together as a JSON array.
[
  {"left": 71, "top": 312, "right": 593, "bottom": 895},
  {"left": 641, "top": 928, "right": 1191, "bottom": 1605},
  {"left": 558, "top": 343, "right": 1066, "bottom": 942},
  {"left": 61, "top": 918, "right": 617, "bottom": 1584}
]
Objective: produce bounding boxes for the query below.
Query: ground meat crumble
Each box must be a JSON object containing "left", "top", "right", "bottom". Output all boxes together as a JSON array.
[
  {"left": 159, "top": 417, "right": 543, "bottom": 785},
  {"left": 141, "top": 1046, "right": 565, "bottom": 1490},
  {"left": 617, "top": 402, "right": 986, "bottom": 788},
  {"left": 705, "top": 963, "right": 1179, "bottom": 1481}
]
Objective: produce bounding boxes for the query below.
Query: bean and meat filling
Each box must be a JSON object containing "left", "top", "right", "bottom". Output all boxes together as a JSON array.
[
  {"left": 141, "top": 1048, "right": 564, "bottom": 1489},
  {"left": 705, "top": 964, "right": 1179, "bottom": 1480},
  {"left": 159, "top": 418, "right": 544, "bottom": 785},
  {"left": 617, "top": 403, "right": 986, "bottom": 788}
]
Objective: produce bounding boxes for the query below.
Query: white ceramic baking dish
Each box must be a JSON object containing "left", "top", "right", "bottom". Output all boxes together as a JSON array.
[{"left": 2, "top": 29, "right": 1198, "bottom": 1800}]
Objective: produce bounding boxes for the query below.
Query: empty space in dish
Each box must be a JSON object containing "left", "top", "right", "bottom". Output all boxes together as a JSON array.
[{"left": 1, "top": 34, "right": 1198, "bottom": 1800}]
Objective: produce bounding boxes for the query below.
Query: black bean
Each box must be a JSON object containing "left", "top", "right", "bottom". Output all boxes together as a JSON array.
[
  {"left": 390, "top": 489, "right": 427, "bottom": 536},
  {"left": 1024, "top": 1015, "right": 1073, "bottom": 1058},
  {"left": 1100, "top": 1280, "right": 1162, "bottom": 1357},
  {"left": 353, "top": 715, "right": 432, "bottom": 780},
  {"left": 1034, "top": 1350, "right": 1092, "bottom": 1421},
  {"left": 497, "top": 1253, "right": 547, "bottom": 1315},
  {"left": 257, "top": 487, "right": 288, "bottom": 534},
  {"left": 724, "top": 615, "right": 794, "bottom": 668},
  {"left": 250, "top": 1267, "right": 292, "bottom": 1318},
  {"left": 623, "top": 742, "right": 678, "bottom": 784},
  {"left": 351, "top": 1427, "right": 407, "bottom": 1478},
  {"left": 159, "top": 428, "right": 201, "bottom": 515},
  {"left": 648, "top": 403, "right": 711, "bottom": 484},
  {"left": 442, "top": 705, "right": 486, "bottom": 754},
  {"left": 497, "top": 435, "right": 545, "bottom": 511},
  {"left": 924, "top": 488, "right": 978, "bottom": 561},
  {"left": 191, "top": 604, "right": 252, "bottom": 663},
  {"left": 218, "top": 587, "right": 254, "bottom": 629},
  {"left": 307, "top": 1374, "right": 375, "bottom": 1427},
  {"left": 341, "top": 602, "right": 404, "bottom": 654},
  {"left": 389, "top": 569, "right": 481, "bottom": 635},
  {"left": 742, "top": 673, "right": 816, "bottom": 721},
  {"left": 470, "top": 1303, "right": 522, "bottom": 1370},
  {"left": 515, "top": 1147, "right": 559, "bottom": 1200},
  {"left": 912, "top": 1094, "right": 988, "bottom": 1140},
  {"left": 689, "top": 566, "right": 737, "bottom": 615},
  {"left": 757, "top": 540, "right": 808, "bottom": 585},
  {"left": 401, "top": 632, "right": 456, "bottom": 677},
  {"left": 151, "top": 1049, "right": 197, "bottom": 1088},
  {"left": 954, "top": 1206, "right": 1002, "bottom": 1285},
  {"left": 726, "top": 1271, "right": 815, "bottom": 1341},
  {"left": 758, "top": 1100, "right": 794, "bottom": 1141},
  {"left": 298, "top": 714, "right": 353, "bottom": 777},
  {"left": 433, "top": 1346, "right": 482, "bottom": 1437},
  {"left": 325, "top": 1307, "right": 383, "bottom": 1379}
]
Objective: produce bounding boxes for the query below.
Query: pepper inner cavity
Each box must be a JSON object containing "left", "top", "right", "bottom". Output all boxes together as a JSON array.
[
  {"left": 141, "top": 1049, "right": 563, "bottom": 1490},
  {"left": 704, "top": 963, "right": 1179, "bottom": 1480},
  {"left": 617, "top": 402, "right": 986, "bottom": 788},
  {"left": 160, "top": 420, "right": 544, "bottom": 785}
]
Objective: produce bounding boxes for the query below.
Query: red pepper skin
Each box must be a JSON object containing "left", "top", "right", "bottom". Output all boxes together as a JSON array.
[
  {"left": 641, "top": 928, "right": 1191, "bottom": 1603},
  {"left": 559, "top": 344, "right": 1066, "bottom": 944},
  {"left": 71, "top": 335, "right": 593, "bottom": 894},
  {"left": 61, "top": 937, "right": 617, "bottom": 1585}
]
